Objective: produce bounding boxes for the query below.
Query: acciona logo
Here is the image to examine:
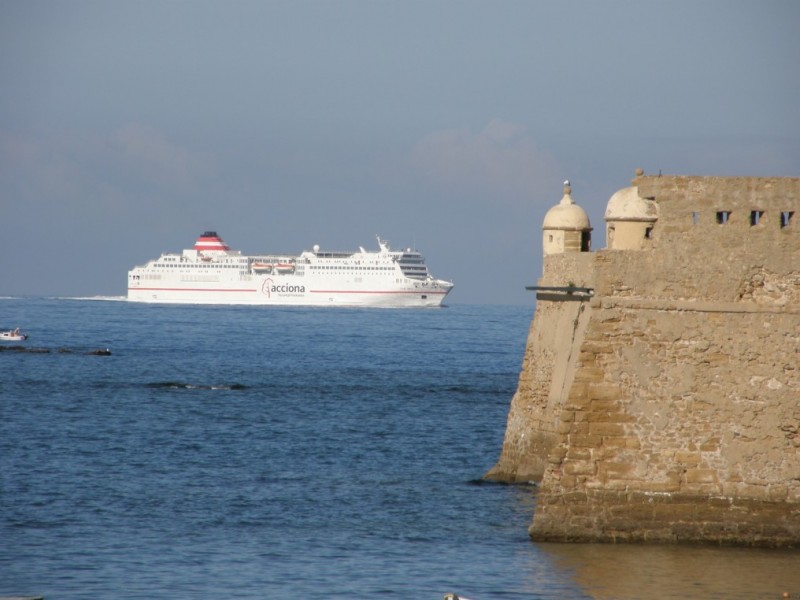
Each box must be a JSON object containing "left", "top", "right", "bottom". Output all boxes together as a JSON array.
[{"left": 261, "top": 278, "right": 305, "bottom": 297}]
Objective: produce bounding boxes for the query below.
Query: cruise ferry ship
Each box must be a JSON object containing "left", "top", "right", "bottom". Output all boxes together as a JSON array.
[{"left": 127, "top": 232, "right": 454, "bottom": 307}]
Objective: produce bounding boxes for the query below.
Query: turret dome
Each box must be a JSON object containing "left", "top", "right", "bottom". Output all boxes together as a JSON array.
[
  {"left": 604, "top": 184, "right": 659, "bottom": 250},
  {"left": 541, "top": 181, "right": 592, "bottom": 255},
  {"left": 543, "top": 182, "right": 591, "bottom": 231},
  {"left": 605, "top": 186, "right": 658, "bottom": 222}
]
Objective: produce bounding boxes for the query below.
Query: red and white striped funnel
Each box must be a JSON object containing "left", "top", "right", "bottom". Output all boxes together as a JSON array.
[{"left": 194, "top": 231, "right": 230, "bottom": 252}]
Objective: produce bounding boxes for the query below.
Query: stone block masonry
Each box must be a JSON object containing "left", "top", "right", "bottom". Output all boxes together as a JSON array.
[{"left": 486, "top": 174, "right": 800, "bottom": 547}]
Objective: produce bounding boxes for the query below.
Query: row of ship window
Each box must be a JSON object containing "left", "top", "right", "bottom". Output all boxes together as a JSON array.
[
  {"left": 153, "top": 263, "right": 245, "bottom": 268},
  {"left": 310, "top": 266, "right": 395, "bottom": 270},
  {"left": 147, "top": 263, "right": 428, "bottom": 273}
]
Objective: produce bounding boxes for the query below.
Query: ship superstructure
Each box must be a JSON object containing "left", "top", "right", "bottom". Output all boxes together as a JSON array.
[{"left": 127, "top": 232, "right": 453, "bottom": 307}]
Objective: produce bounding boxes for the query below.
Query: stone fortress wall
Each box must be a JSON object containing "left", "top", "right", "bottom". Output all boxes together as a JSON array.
[{"left": 486, "top": 172, "right": 800, "bottom": 546}]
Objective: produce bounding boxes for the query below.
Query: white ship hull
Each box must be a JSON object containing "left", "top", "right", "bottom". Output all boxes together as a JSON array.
[
  {"left": 127, "top": 233, "right": 453, "bottom": 308},
  {"left": 127, "top": 274, "right": 451, "bottom": 307}
]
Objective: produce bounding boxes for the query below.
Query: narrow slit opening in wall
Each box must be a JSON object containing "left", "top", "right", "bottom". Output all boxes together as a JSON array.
[
  {"left": 750, "top": 210, "right": 764, "bottom": 226},
  {"left": 716, "top": 211, "right": 730, "bottom": 224},
  {"left": 644, "top": 227, "right": 653, "bottom": 239},
  {"left": 580, "top": 231, "right": 591, "bottom": 252},
  {"left": 781, "top": 211, "right": 794, "bottom": 228},
  {"left": 692, "top": 211, "right": 699, "bottom": 225}
]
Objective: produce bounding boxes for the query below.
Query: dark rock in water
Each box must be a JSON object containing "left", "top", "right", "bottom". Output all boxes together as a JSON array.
[
  {"left": 0, "top": 345, "right": 50, "bottom": 353},
  {"left": 147, "top": 381, "right": 184, "bottom": 389},
  {"left": 2, "top": 345, "right": 112, "bottom": 356},
  {"left": 146, "top": 381, "right": 246, "bottom": 390}
]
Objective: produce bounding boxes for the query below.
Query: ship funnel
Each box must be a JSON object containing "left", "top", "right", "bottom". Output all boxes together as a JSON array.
[{"left": 194, "top": 231, "right": 230, "bottom": 252}]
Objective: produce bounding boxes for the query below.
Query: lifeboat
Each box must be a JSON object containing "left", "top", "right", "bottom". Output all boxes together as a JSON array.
[
  {"left": 275, "top": 263, "right": 295, "bottom": 274},
  {"left": 252, "top": 262, "right": 273, "bottom": 273}
]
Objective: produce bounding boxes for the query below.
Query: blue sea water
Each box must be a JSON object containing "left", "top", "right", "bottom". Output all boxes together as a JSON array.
[{"left": 1, "top": 298, "right": 798, "bottom": 600}]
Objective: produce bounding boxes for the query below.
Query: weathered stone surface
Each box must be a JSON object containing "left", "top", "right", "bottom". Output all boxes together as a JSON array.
[{"left": 488, "top": 174, "right": 800, "bottom": 546}]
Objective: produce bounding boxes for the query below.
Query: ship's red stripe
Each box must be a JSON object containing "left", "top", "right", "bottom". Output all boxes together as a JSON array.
[
  {"left": 129, "top": 287, "right": 255, "bottom": 293},
  {"left": 309, "top": 290, "right": 448, "bottom": 295}
]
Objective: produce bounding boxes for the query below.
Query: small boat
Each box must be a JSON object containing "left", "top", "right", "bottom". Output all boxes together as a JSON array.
[{"left": 1, "top": 328, "right": 28, "bottom": 341}]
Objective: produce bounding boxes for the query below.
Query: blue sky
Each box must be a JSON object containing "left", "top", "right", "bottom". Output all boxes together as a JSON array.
[{"left": 1, "top": 0, "right": 798, "bottom": 304}]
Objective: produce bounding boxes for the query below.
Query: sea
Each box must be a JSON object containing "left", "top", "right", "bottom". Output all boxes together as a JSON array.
[{"left": 1, "top": 297, "right": 798, "bottom": 600}]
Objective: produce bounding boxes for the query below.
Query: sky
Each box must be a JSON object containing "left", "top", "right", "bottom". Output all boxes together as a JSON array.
[{"left": 1, "top": 0, "right": 798, "bottom": 304}]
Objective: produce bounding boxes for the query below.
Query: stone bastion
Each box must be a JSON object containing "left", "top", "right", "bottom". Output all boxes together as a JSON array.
[{"left": 486, "top": 172, "right": 800, "bottom": 547}]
